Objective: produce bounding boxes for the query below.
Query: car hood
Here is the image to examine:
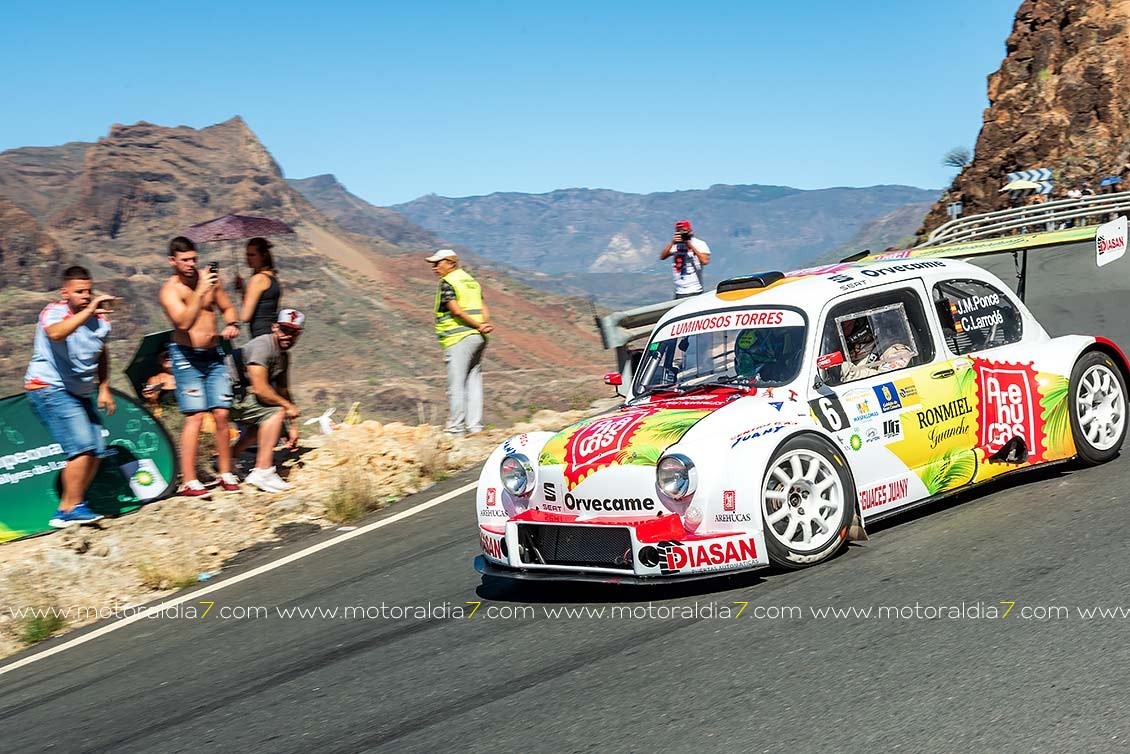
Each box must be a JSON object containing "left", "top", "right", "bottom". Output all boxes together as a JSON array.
[{"left": 537, "top": 386, "right": 793, "bottom": 489}]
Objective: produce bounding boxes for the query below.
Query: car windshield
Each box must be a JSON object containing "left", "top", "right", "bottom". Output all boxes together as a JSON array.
[{"left": 634, "top": 308, "right": 807, "bottom": 395}]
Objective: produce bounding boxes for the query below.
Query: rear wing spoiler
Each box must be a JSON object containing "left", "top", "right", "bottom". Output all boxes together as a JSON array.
[
  {"left": 861, "top": 217, "right": 1127, "bottom": 301},
  {"left": 595, "top": 299, "right": 681, "bottom": 395}
]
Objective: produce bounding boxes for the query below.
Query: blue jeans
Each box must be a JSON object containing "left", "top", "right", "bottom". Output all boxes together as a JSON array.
[
  {"left": 27, "top": 386, "right": 112, "bottom": 460},
  {"left": 168, "top": 343, "right": 232, "bottom": 414}
]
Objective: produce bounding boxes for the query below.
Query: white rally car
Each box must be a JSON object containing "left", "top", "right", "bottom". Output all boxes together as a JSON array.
[{"left": 475, "top": 219, "right": 1130, "bottom": 583}]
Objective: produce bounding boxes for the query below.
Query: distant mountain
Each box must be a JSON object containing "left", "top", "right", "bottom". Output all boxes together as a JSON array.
[
  {"left": 288, "top": 174, "right": 439, "bottom": 248},
  {"left": 808, "top": 200, "right": 935, "bottom": 266},
  {"left": 0, "top": 119, "right": 609, "bottom": 425},
  {"left": 386, "top": 184, "right": 938, "bottom": 306}
]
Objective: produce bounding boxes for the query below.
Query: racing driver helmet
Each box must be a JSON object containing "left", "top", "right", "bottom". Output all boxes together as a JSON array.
[
  {"left": 842, "top": 316, "right": 877, "bottom": 361},
  {"left": 735, "top": 328, "right": 780, "bottom": 376}
]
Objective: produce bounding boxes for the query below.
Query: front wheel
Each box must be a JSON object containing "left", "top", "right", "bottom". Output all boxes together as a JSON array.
[
  {"left": 1070, "top": 351, "right": 1128, "bottom": 466},
  {"left": 761, "top": 434, "right": 854, "bottom": 568}
]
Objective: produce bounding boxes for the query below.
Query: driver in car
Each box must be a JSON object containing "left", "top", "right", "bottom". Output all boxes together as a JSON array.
[
  {"left": 840, "top": 316, "right": 914, "bottom": 381},
  {"left": 735, "top": 329, "right": 794, "bottom": 382}
]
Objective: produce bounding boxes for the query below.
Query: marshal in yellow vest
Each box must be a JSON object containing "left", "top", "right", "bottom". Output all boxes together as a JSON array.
[{"left": 434, "top": 268, "right": 486, "bottom": 347}]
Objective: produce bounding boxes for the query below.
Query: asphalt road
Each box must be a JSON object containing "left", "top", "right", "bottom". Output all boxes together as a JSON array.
[{"left": 5, "top": 244, "right": 1130, "bottom": 753}]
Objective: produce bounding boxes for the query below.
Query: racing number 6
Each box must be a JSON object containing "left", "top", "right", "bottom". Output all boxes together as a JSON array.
[{"left": 811, "top": 396, "right": 849, "bottom": 432}]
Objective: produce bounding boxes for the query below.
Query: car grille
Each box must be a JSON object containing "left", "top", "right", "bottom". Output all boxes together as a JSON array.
[{"left": 516, "top": 524, "right": 633, "bottom": 570}]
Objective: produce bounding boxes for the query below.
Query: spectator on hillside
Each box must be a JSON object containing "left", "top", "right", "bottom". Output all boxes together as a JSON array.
[
  {"left": 236, "top": 237, "right": 282, "bottom": 338},
  {"left": 428, "top": 249, "right": 491, "bottom": 436},
  {"left": 159, "top": 236, "right": 242, "bottom": 495},
  {"left": 24, "top": 266, "right": 117, "bottom": 527},
  {"left": 227, "top": 309, "right": 304, "bottom": 492},
  {"left": 659, "top": 219, "right": 711, "bottom": 299}
]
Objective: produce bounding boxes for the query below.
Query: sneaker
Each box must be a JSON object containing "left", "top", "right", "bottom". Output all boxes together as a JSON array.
[
  {"left": 179, "top": 480, "right": 211, "bottom": 497},
  {"left": 245, "top": 466, "right": 293, "bottom": 493},
  {"left": 444, "top": 427, "right": 465, "bottom": 436},
  {"left": 466, "top": 426, "right": 484, "bottom": 435},
  {"left": 49, "top": 503, "right": 104, "bottom": 529},
  {"left": 217, "top": 472, "right": 241, "bottom": 492}
]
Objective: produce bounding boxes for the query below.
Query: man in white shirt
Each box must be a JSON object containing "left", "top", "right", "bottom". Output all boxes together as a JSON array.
[{"left": 659, "top": 219, "right": 711, "bottom": 299}]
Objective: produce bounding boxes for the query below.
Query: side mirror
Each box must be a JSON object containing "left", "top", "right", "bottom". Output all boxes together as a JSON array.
[{"left": 603, "top": 372, "right": 623, "bottom": 386}]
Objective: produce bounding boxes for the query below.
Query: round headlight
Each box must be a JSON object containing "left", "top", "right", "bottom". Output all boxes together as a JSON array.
[
  {"left": 500, "top": 453, "right": 535, "bottom": 496},
  {"left": 656, "top": 454, "right": 697, "bottom": 500}
]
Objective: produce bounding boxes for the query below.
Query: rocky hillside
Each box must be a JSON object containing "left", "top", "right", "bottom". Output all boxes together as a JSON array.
[
  {"left": 0, "top": 119, "right": 609, "bottom": 425},
  {"left": 383, "top": 184, "right": 938, "bottom": 305},
  {"left": 0, "top": 196, "right": 60, "bottom": 291},
  {"left": 920, "top": 0, "right": 1130, "bottom": 235}
]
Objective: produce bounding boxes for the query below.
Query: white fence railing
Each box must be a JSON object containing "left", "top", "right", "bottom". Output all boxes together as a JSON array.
[{"left": 923, "top": 190, "right": 1130, "bottom": 247}]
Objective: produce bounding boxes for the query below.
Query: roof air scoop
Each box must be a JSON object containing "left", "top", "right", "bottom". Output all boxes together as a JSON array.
[{"left": 716, "top": 271, "right": 785, "bottom": 294}]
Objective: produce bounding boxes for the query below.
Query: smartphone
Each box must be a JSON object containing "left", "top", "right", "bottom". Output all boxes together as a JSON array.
[
  {"left": 102, "top": 298, "right": 118, "bottom": 312},
  {"left": 208, "top": 261, "right": 220, "bottom": 273}
]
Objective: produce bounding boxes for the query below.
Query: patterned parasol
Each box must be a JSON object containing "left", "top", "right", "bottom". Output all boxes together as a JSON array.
[{"left": 183, "top": 214, "right": 295, "bottom": 243}]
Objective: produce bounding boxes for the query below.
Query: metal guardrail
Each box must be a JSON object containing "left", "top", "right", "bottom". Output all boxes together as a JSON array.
[{"left": 924, "top": 189, "right": 1130, "bottom": 247}]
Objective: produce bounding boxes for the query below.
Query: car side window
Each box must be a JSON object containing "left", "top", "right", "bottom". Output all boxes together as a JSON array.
[
  {"left": 932, "top": 279, "right": 1023, "bottom": 355},
  {"left": 818, "top": 288, "right": 935, "bottom": 387}
]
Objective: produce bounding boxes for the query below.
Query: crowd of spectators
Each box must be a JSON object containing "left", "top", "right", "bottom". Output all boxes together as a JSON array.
[{"left": 24, "top": 237, "right": 304, "bottom": 528}]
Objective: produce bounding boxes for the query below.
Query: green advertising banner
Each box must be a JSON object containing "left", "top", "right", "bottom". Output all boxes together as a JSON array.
[{"left": 0, "top": 388, "right": 177, "bottom": 543}]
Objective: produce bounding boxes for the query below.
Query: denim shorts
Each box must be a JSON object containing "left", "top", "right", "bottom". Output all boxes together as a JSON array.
[
  {"left": 168, "top": 343, "right": 233, "bottom": 414},
  {"left": 27, "top": 386, "right": 112, "bottom": 460}
]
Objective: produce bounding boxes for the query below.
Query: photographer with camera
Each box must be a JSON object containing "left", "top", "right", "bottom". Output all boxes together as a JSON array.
[
  {"left": 659, "top": 219, "right": 711, "bottom": 299},
  {"left": 160, "top": 236, "right": 242, "bottom": 495}
]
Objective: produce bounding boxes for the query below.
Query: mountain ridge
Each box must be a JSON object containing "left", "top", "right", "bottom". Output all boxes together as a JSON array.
[{"left": 372, "top": 182, "right": 938, "bottom": 305}]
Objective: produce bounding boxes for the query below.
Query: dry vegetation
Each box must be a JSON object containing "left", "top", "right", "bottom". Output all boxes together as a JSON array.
[{"left": 0, "top": 401, "right": 616, "bottom": 657}]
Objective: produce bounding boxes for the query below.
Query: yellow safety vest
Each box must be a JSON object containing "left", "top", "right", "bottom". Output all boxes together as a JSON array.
[{"left": 435, "top": 268, "right": 485, "bottom": 347}]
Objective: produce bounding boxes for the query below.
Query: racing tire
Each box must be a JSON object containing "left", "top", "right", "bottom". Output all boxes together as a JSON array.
[
  {"left": 1069, "top": 351, "right": 1128, "bottom": 466},
  {"left": 760, "top": 434, "right": 854, "bottom": 569}
]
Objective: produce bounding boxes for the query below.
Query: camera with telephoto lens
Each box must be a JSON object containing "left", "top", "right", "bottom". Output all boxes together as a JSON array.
[{"left": 208, "top": 261, "right": 219, "bottom": 273}]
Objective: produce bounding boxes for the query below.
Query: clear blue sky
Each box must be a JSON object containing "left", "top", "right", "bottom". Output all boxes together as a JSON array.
[{"left": 2, "top": 0, "right": 1020, "bottom": 206}]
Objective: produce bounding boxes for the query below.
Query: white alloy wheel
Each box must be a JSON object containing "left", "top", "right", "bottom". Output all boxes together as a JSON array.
[
  {"left": 1076, "top": 363, "right": 1126, "bottom": 452},
  {"left": 762, "top": 449, "right": 845, "bottom": 553}
]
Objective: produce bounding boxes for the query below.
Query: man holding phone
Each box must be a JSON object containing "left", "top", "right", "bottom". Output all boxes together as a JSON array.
[
  {"left": 159, "top": 236, "right": 242, "bottom": 495},
  {"left": 658, "top": 219, "right": 711, "bottom": 299},
  {"left": 24, "top": 266, "right": 117, "bottom": 527}
]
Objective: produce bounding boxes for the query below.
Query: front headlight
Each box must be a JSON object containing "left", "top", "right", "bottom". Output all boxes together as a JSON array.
[
  {"left": 656, "top": 453, "right": 697, "bottom": 500},
  {"left": 500, "top": 453, "right": 535, "bottom": 496}
]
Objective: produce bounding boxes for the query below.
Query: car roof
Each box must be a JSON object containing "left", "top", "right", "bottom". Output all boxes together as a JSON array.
[{"left": 660, "top": 257, "right": 1005, "bottom": 322}]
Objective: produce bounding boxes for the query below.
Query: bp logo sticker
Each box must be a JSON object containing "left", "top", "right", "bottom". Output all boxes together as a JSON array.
[
  {"left": 133, "top": 470, "right": 155, "bottom": 487},
  {"left": 849, "top": 434, "right": 863, "bottom": 451}
]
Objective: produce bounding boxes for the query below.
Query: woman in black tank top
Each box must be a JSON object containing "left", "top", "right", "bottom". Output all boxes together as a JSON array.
[{"left": 238, "top": 237, "right": 281, "bottom": 338}]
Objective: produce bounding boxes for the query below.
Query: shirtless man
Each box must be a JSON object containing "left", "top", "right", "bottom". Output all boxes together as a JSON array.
[{"left": 159, "top": 236, "right": 242, "bottom": 495}]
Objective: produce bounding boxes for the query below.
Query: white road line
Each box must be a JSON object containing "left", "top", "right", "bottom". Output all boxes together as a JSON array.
[{"left": 0, "top": 480, "right": 478, "bottom": 677}]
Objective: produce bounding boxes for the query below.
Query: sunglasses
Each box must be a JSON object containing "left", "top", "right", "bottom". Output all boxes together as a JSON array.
[{"left": 278, "top": 325, "right": 302, "bottom": 335}]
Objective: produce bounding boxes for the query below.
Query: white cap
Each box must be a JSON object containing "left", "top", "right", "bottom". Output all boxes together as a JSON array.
[
  {"left": 277, "top": 308, "right": 306, "bottom": 329},
  {"left": 425, "top": 249, "right": 458, "bottom": 263}
]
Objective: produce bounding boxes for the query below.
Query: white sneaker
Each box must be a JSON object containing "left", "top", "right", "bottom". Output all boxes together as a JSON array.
[{"left": 245, "top": 466, "right": 292, "bottom": 493}]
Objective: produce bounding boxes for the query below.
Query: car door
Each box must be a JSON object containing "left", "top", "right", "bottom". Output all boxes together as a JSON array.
[
  {"left": 931, "top": 276, "right": 1055, "bottom": 481},
  {"left": 810, "top": 281, "right": 975, "bottom": 514}
]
